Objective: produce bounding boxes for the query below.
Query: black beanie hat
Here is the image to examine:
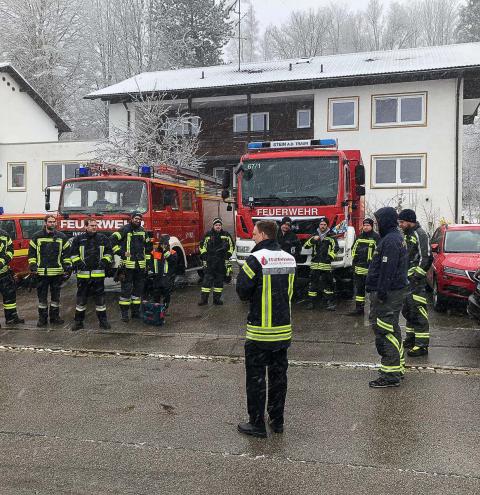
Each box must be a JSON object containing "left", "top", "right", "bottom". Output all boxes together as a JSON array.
[
  {"left": 363, "top": 218, "right": 374, "bottom": 227},
  {"left": 318, "top": 216, "right": 329, "bottom": 226},
  {"left": 212, "top": 217, "right": 223, "bottom": 226},
  {"left": 131, "top": 211, "right": 143, "bottom": 219},
  {"left": 281, "top": 216, "right": 292, "bottom": 225},
  {"left": 398, "top": 209, "right": 417, "bottom": 223}
]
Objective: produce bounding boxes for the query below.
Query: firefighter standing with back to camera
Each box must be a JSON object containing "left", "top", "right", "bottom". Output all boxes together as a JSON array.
[
  {"left": 398, "top": 209, "right": 433, "bottom": 357},
  {"left": 0, "top": 227, "right": 24, "bottom": 328},
  {"left": 198, "top": 218, "right": 234, "bottom": 306},
  {"left": 149, "top": 234, "right": 177, "bottom": 311},
  {"left": 348, "top": 218, "right": 380, "bottom": 316},
  {"left": 304, "top": 216, "right": 338, "bottom": 311},
  {"left": 236, "top": 220, "right": 296, "bottom": 438},
  {"left": 70, "top": 217, "right": 113, "bottom": 331},
  {"left": 366, "top": 207, "right": 409, "bottom": 388},
  {"left": 28, "top": 214, "right": 72, "bottom": 327},
  {"left": 111, "top": 212, "right": 152, "bottom": 322}
]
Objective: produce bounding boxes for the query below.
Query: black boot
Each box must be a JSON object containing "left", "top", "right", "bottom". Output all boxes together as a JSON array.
[
  {"left": 131, "top": 306, "right": 141, "bottom": 319},
  {"left": 98, "top": 313, "right": 111, "bottom": 330},
  {"left": 198, "top": 292, "right": 209, "bottom": 306},
  {"left": 49, "top": 305, "right": 64, "bottom": 325},
  {"left": 213, "top": 293, "right": 223, "bottom": 306},
  {"left": 71, "top": 321, "right": 84, "bottom": 331},
  {"left": 237, "top": 422, "right": 267, "bottom": 438},
  {"left": 120, "top": 307, "right": 130, "bottom": 323},
  {"left": 37, "top": 307, "right": 48, "bottom": 328},
  {"left": 403, "top": 335, "right": 415, "bottom": 350},
  {"left": 6, "top": 315, "right": 25, "bottom": 325}
]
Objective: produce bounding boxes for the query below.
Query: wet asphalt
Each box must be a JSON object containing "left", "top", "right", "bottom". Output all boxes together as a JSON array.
[{"left": 1, "top": 275, "right": 480, "bottom": 493}]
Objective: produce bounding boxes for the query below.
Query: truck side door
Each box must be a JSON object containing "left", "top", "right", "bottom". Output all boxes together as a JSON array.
[
  {"left": 0, "top": 219, "right": 22, "bottom": 273},
  {"left": 180, "top": 190, "right": 200, "bottom": 255}
]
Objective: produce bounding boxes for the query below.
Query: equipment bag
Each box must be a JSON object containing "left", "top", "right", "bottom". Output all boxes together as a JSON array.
[{"left": 142, "top": 301, "right": 165, "bottom": 326}]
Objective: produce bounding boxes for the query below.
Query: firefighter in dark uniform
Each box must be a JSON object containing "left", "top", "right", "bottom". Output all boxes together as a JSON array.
[
  {"left": 70, "top": 218, "right": 113, "bottom": 331},
  {"left": 304, "top": 216, "right": 338, "bottom": 311},
  {"left": 111, "top": 212, "right": 152, "bottom": 322},
  {"left": 277, "top": 216, "right": 301, "bottom": 258},
  {"left": 366, "top": 207, "right": 409, "bottom": 388},
  {"left": 149, "top": 234, "right": 177, "bottom": 310},
  {"left": 198, "top": 218, "right": 234, "bottom": 306},
  {"left": 28, "top": 215, "right": 72, "bottom": 327},
  {"left": 398, "top": 209, "right": 433, "bottom": 357},
  {"left": 236, "top": 220, "right": 296, "bottom": 438},
  {"left": 348, "top": 218, "right": 380, "bottom": 316},
  {"left": 0, "top": 228, "right": 24, "bottom": 327}
]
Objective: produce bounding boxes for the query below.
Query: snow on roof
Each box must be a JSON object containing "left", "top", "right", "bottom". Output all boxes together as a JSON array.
[
  {"left": 86, "top": 42, "right": 480, "bottom": 100},
  {"left": 0, "top": 62, "right": 71, "bottom": 133}
]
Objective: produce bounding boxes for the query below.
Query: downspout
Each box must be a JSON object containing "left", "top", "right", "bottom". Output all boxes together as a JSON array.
[
  {"left": 454, "top": 75, "right": 462, "bottom": 223},
  {"left": 123, "top": 102, "right": 131, "bottom": 129}
]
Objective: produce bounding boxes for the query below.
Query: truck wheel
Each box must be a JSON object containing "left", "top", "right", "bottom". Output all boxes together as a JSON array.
[{"left": 432, "top": 278, "right": 447, "bottom": 312}]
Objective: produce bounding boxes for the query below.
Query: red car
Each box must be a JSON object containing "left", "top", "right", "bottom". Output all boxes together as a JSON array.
[{"left": 427, "top": 224, "right": 480, "bottom": 311}]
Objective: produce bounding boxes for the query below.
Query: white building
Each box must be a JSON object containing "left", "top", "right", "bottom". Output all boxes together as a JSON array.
[
  {"left": 0, "top": 63, "right": 97, "bottom": 213},
  {"left": 87, "top": 42, "right": 480, "bottom": 227}
]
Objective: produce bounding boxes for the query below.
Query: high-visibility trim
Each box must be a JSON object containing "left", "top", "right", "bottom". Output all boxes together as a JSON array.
[
  {"left": 415, "top": 266, "right": 426, "bottom": 276},
  {"left": 119, "top": 298, "right": 131, "bottom": 306},
  {"left": 266, "top": 274, "right": 272, "bottom": 327},
  {"left": 407, "top": 235, "right": 418, "bottom": 244},
  {"left": 29, "top": 240, "right": 37, "bottom": 249},
  {"left": 385, "top": 333, "right": 401, "bottom": 353},
  {"left": 90, "top": 270, "right": 105, "bottom": 278},
  {"left": 354, "top": 266, "right": 369, "bottom": 275},
  {"left": 37, "top": 268, "right": 64, "bottom": 276},
  {"left": 112, "top": 245, "right": 121, "bottom": 253},
  {"left": 201, "top": 287, "right": 211, "bottom": 293},
  {"left": 50, "top": 301, "right": 60, "bottom": 308},
  {"left": 308, "top": 291, "right": 317, "bottom": 297},
  {"left": 261, "top": 274, "right": 267, "bottom": 327},
  {"left": 415, "top": 332, "right": 430, "bottom": 338},
  {"left": 246, "top": 324, "right": 292, "bottom": 342},
  {"left": 213, "top": 287, "right": 223, "bottom": 293},
  {"left": 13, "top": 248, "right": 28, "bottom": 257},
  {"left": 77, "top": 271, "right": 91, "bottom": 279},
  {"left": 310, "top": 263, "right": 332, "bottom": 271},
  {"left": 38, "top": 304, "right": 48, "bottom": 309},
  {"left": 76, "top": 305, "right": 87, "bottom": 312},
  {"left": 96, "top": 306, "right": 107, "bottom": 312},
  {"left": 323, "top": 289, "right": 334, "bottom": 295},
  {"left": 242, "top": 262, "right": 255, "bottom": 279},
  {"left": 380, "top": 365, "right": 403, "bottom": 373},
  {"left": 71, "top": 255, "right": 81, "bottom": 263},
  {"left": 418, "top": 306, "right": 429, "bottom": 319},
  {"left": 4, "top": 303, "right": 16, "bottom": 310},
  {"left": 112, "top": 231, "right": 122, "bottom": 240},
  {"left": 376, "top": 318, "right": 393, "bottom": 332},
  {"left": 288, "top": 273, "right": 295, "bottom": 301},
  {"left": 28, "top": 257, "right": 37, "bottom": 264},
  {"left": 355, "top": 296, "right": 366, "bottom": 302},
  {"left": 405, "top": 327, "right": 415, "bottom": 334},
  {"left": 413, "top": 294, "right": 427, "bottom": 305}
]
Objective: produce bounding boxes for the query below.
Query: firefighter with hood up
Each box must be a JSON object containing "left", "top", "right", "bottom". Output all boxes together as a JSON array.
[
  {"left": 277, "top": 216, "right": 301, "bottom": 258},
  {"left": 111, "top": 212, "right": 152, "bottom": 322},
  {"left": 198, "top": 218, "right": 234, "bottom": 306},
  {"left": 366, "top": 207, "right": 409, "bottom": 388},
  {"left": 348, "top": 218, "right": 380, "bottom": 316},
  {"left": 304, "top": 216, "right": 338, "bottom": 311},
  {"left": 28, "top": 214, "right": 72, "bottom": 327},
  {"left": 70, "top": 217, "right": 113, "bottom": 331},
  {"left": 0, "top": 228, "right": 25, "bottom": 327},
  {"left": 149, "top": 234, "right": 177, "bottom": 310},
  {"left": 398, "top": 209, "right": 433, "bottom": 357}
]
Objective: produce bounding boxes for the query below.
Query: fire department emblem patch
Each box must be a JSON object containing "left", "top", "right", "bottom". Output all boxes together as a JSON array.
[{"left": 260, "top": 256, "right": 268, "bottom": 266}]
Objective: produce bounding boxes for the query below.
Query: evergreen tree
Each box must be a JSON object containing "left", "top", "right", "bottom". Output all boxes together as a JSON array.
[{"left": 457, "top": 0, "right": 480, "bottom": 42}]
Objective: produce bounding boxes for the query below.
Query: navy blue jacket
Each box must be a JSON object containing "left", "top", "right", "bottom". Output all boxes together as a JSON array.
[{"left": 366, "top": 207, "right": 408, "bottom": 295}]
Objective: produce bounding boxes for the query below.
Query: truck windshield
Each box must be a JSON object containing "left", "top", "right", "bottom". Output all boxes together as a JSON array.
[
  {"left": 241, "top": 157, "right": 339, "bottom": 206},
  {"left": 60, "top": 180, "right": 148, "bottom": 214},
  {"left": 444, "top": 230, "right": 480, "bottom": 253}
]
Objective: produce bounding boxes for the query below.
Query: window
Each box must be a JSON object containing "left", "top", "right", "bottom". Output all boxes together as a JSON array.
[
  {"left": 372, "top": 154, "right": 426, "bottom": 188},
  {"left": 297, "top": 109, "right": 311, "bottom": 128},
  {"left": 164, "top": 189, "right": 179, "bottom": 209},
  {"left": 20, "top": 219, "right": 44, "bottom": 239},
  {"left": 233, "top": 114, "right": 248, "bottom": 133},
  {"left": 213, "top": 167, "right": 226, "bottom": 180},
  {"left": 372, "top": 93, "right": 426, "bottom": 127},
  {"left": 251, "top": 112, "right": 269, "bottom": 132},
  {"left": 0, "top": 220, "right": 16, "bottom": 239},
  {"left": 182, "top": 191, "right": 193, "bottom": 211},
  {"left": 152, "top": 185, "right": 164, "bottom": 211},
  {"left": 328, "top": 97, "right": 358, "bottom": 130},
  {"left": 44, "top": 162, "right": 83, "bottom": 187},
  {"left": 7, "top": 162, "right": 26, "bottom": 191},
  {"left": 165, "top": 116, "right": 201, "bottom": 136}
]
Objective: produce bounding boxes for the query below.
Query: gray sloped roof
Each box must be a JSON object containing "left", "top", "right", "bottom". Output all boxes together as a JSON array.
[
  {"left": 86, "top": 42, "right": 480, "bottom": 100},
  {"left": 0, "top": 63, "right": 71, "bottom": 133}
]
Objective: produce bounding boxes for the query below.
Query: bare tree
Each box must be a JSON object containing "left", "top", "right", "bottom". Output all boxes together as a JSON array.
[
  {"left": 93, "top": 92, "right": 204, "bottom": 171},
  {"left": 463, "top": 117, "right": 480, "bottom": 222},
  {"left": 365, "top": 0, "right": 384, "bottom": 51}
]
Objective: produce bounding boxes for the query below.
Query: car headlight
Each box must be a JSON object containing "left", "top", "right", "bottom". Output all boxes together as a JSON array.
[
  {"left": 443, "top": 266, "right": 467, "bottom": 277},
  {"left": 236, "top": 245, "right": 251, "bottom": 254}
]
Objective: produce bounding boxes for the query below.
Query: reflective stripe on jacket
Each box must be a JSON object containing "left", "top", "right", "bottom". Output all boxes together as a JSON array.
[
  {"left": 404, "top": 223, "right": 432, "bottom": 278},
  {"left": 0, "top": 229, "right": 14, "bottom": 276},
  {"left": 111, "top": 224, "right": 152, "bottom": 269},
  {"left": 352, "top": 231, "right": 380, "bottom": 274},
  {"left": 70, "top": 232, "right": 113, "bottom": 279},
  {"left": 304, "top": 230, "right": 338, "bottom": 270},
  {"left": 28, "top": 229, "right": 71, "bottom": 276},
  {"left": 236, "top": 239, "right": 296, "bottom": 346}
]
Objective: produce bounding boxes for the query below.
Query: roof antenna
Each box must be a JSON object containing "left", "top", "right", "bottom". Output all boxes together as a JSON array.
[
  {"left": 201, "top": 71, "right": 205, "bottom": 79},
  {"left": 289, "top": 63, "right": 292, "bottom": 71}
]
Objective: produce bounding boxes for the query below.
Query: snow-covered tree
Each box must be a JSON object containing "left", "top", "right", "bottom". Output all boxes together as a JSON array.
[
  {"left": 225, "top": 0, "right": 260, "bottom": 64},
  {"left": 456, "top": 0, "right": 480, "bottom": 42},
  {"left": 463, "top": 117, "right": 480, "bottom": 222}
]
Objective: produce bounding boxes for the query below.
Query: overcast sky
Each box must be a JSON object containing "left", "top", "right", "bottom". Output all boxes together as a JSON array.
[{"left": 252, "top": 0, "right": 394, "bottom": 31}]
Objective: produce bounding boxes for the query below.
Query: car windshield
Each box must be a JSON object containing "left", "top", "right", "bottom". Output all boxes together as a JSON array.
[
  {"left": 444, "top": 229, "right": 480, "bottom": 253},
  {"left": 241, "top": 157, "right": 339, "bottom": 206},
  {"left": 60, "top": 180, "right": 148, "bottom": 214}
]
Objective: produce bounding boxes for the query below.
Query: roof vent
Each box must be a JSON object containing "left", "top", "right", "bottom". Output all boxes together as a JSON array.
[
  {"left": 296, "top": 57, "right": 313, "bottom": 64},
  {"left": 244, "top": 68, "right": 263, "bottom": 74},
  {"left": 364, "top": 58, "right": 377, "bottom": 62}
]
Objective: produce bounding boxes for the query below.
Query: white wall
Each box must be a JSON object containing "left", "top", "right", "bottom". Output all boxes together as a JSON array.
[
  {"left": 313, "top": 79, "right": 460, "bottom": 229},
  {"left": 0, "top": 140, "right": 99, "bottom": 213},
  {"left": 0, "top": 72, "right": 59, "bottom": 143},
  {"left": 108, "top": 102, "right": 130, "bottom": 136}
]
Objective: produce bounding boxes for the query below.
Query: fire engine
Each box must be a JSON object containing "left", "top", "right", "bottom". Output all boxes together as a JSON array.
[
  {"left": 222, "top": 139, "right": 366, "bottom": 288},
  {"left": 47, "top": 163, "right": 232, "bottom": 273}
]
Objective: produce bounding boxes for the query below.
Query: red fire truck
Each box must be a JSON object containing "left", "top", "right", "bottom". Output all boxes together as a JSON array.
[
  {"left": 222, "top": 139, "right": 365, "bottom": 287},
  {"left": 47, "top": 163, "right": 232, "bottom": 273}
]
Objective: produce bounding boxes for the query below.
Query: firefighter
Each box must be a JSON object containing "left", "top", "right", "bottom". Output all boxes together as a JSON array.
[
  {"left": 277, "top": 216, "right": 301, "bottom": 258},
  {"left": 198, "top": 218, "right": 234, "bottom": 306},
  {"left": 0, "top": 228, "right": 24, "bottom": 327},
  {"left": 149, "top": 234, "right": 177, "bottom": 310},
  {"left": 70, "top": 218, "right": 113, "bottom": 331},
  {"left": 28, "top": 214, "right": 72, "bottom": 327},
  {"left": 366, "top": 207, "right": 409, "bottom": 388},
  {"left": 304, "top": 216, "right": 338, "bottom": 311},
  {"left": 236, "top": 220, "right": 296, "bottom": 438},
  {"left": 348, "top": 218, "right": 380, "bottom": 316},
  {"left": 398, "top": 209, "right": 433, "bottom": 357},
  {"left": 111, "top": 212, "right": 152, "bottom": 322}
]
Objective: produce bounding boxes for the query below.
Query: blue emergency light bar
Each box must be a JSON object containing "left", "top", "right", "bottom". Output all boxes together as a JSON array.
[
  {"left": 78, "top": 166, "right": 90, "bottom": 177},
  {"left": 247, "top": 139, "right": 338, "bottom": 150},
  {"left": 138, "top": 164, "right": 153, "bottom": 177}
]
